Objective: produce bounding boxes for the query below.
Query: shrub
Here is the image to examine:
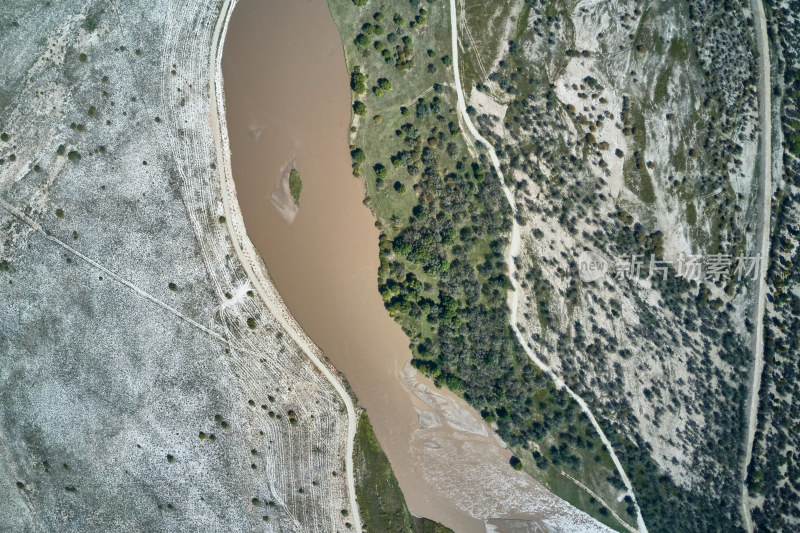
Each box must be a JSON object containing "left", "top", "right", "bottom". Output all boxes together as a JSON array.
[
  {"left": 354, "top": 34, "right": 368, "bottom": 47},
  {"left": 351, "top": 148, "right": 366, "bottom": 165},
  {"left": 289, "top": 169, "right": 302, "bottom": 206},
  {"left": 350, "top": 69, "right": 367, "bottom": 94}
]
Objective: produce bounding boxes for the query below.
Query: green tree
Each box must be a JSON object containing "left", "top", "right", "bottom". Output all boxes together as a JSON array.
[
  {"left": 350, "top": 68, "right": 367, "bottom": 94},
  {"left": 354, "top": 33, "right": 369, "bottom": 47},
  {"left": 374, "top": 164, "right": 388, "bottom": 179},
  {"left": 351, "top": 148, "right": 366, "bottom": 165},
  {"left": 353, "top": 101, "right": 367, "bottom": 115}
]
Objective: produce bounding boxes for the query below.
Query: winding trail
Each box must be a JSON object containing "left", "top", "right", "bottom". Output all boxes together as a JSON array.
[
  {"left": 448, "top": 1, "right": 648, "bottom": 532},
  {"left": 741, "top": 0, "right": 772, "bottom": 530},
  {"left": 208, "top": 1, "right": 362, "bottom": 531}
]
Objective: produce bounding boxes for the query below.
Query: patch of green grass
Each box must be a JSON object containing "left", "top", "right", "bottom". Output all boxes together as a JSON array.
[
  {"left": 668, "top": 37, "right": 688, "bottom": 61},
  {"left": 353, "top": 412, "right": 414, "bottom": 531},
  {"left": 686, "top": 201, "right": 696, "bottom": 225},
  {"left": 354, "top": 413, "right": 452, "bottom": 533},
  {"left": 289, "top": 169, "right": 302, "bottom": 206},
  {"left": 653, "top": 70, "right": 670, "bottom": 105},
  {"left": 413, "top": 517, "right": 454, "bottom": 533}
]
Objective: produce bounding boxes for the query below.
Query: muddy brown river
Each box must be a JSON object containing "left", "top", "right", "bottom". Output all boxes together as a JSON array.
[{"left": 221, "top": 1, "right": 608, "bottom": 532}]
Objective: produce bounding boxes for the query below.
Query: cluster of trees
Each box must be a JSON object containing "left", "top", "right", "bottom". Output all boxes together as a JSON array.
[
  {"left": 350, "top": 67, "right": 367, "bottom": 94},
  {"left": 359, "top": 83, "right": 619, "bottom": 504},
  {"left": 353, "top": 9, "right": 418, "bottom": 71},
  {"left": 373, "top": 77, "right": 392, "bottom": 97},
  {"left": 341, "top": 0, "right": 723, "bottom": 527},
  {"left": 478, "top": 14, "right": 756, "bottom": 530},
  {"left": 747, "top": 7, "right": 800, "bottom": 525}
]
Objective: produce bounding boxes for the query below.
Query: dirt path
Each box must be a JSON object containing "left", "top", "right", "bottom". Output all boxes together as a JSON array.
[
  {"left": 559, "top": 471, "right": 638, "bottom": 533},
  {"left": 741, "top": 1, "right": 773, "bottom": 530},
  {"left": 0, "top": 198, "right": 241, "bottom": 349},
  {"left": 448, "top": 1, "right": 648, "bottom": 532},
  {"left": 208, "top": 1, "right": 362, "bottom": 531}
]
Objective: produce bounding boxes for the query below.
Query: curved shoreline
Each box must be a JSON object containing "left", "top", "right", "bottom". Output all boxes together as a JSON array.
[
  {"left": 447, "top": 0, "right": 647, "bottom": 531},
  {"left": 207, "top": 1, "right": 362, "bottom": 531}
]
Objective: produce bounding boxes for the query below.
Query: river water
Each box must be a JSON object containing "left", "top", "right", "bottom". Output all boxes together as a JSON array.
[{"left": 221, "top": 1, "right": 606, "bottom": 532}]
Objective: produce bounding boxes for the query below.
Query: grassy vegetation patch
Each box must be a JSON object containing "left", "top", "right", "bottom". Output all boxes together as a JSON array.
[
  {"left": 668, "top": 37, "right": 689, "bottom": 60},
  {"left": 354, "top": 413, "right": 452, "bottom": 533},
  {"left": 289, "top": 169, "right": 302, "bottom": 206}
]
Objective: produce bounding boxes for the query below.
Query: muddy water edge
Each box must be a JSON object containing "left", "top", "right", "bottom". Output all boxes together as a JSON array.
[{"left": 221, "top": 1, "right": 594, "bottom": 532}]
